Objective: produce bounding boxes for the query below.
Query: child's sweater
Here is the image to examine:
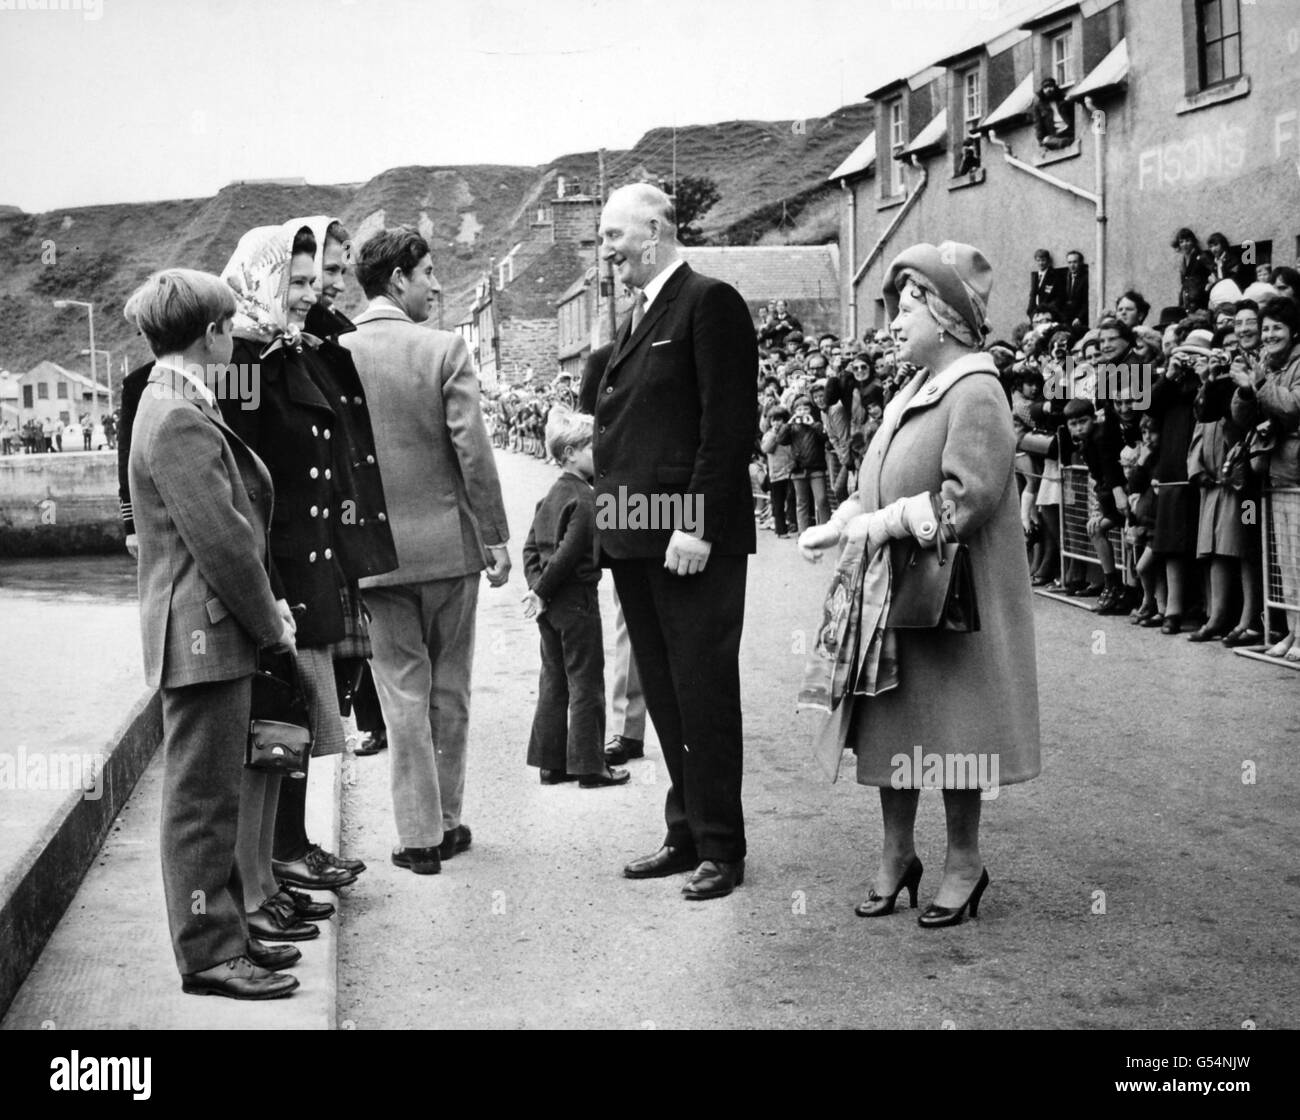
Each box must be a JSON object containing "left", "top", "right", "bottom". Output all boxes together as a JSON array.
[{"left": 522, "top": 473, "right": 600, "bottom": 603}]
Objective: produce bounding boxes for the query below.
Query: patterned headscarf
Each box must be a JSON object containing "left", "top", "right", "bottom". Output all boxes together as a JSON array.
[{"left": 220, "top": 224, "right": 316, "bottom": 354}]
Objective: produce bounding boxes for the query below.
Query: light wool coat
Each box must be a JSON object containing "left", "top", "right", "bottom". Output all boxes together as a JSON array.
[{"left": 850, "top": 353, "right": 1041, "bottom": 787}]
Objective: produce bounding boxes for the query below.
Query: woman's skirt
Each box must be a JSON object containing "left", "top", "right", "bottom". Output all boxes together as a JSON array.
[
  {"left": 297, "top": 645, "right": 348, "bottom": 758},
  {"left": 1152, "top": 481, "right": 1197, "bottom": 556}
]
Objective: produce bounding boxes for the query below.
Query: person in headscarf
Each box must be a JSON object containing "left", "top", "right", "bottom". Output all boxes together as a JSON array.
[
  {"left": 267, "top": 217, "right": 399, "bottom": 878},
  {"left": 217, "top": 223, "right": 358, "bottom": 945},
  {"left": 799, "top": 242, "right": 1040, "bottom": 928}
]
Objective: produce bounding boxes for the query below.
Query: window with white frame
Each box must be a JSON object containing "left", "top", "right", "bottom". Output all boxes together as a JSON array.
[
  {"left": 887, "top": 98, "right": 904, "bottom": 195},
  {"left": 1049, "top": 28, "right": 1073, "bottom": 86},
  {"left": 963, "top": 69, "right": 981, "bottom": 134}
]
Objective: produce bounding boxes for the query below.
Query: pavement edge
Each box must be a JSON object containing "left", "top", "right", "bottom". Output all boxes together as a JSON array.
[{"left": 0, "top": 688, "right": 161, "bottom": 1019}]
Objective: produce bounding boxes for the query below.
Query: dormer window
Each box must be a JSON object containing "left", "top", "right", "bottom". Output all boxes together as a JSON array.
[
  {"left": 1048, "top": 27, "right": 1073, "bottom": 86},
  {"left": 887, "top": 97, "right": 905, "bottom": 196}
]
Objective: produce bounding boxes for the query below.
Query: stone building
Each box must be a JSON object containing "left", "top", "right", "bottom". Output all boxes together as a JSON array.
[{"left": 831, "top": 0, "right": 1298, "bottom": 339}]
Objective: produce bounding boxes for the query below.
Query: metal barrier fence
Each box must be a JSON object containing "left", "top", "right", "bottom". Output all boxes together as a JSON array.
[
  {"left": 1060, "top": 465, "right": 1128, "bottom": 571},
  {"left": 1263, "top": 487, "right": 1300, "bottom": 630}
]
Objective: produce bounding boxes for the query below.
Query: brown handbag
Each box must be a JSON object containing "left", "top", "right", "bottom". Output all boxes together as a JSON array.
[{"left": 886, "top": 528, "right": 980, "bottom": 633}]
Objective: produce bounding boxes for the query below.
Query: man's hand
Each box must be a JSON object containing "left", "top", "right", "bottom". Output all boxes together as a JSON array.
[
  {"left": 485, "top": 544, "right": 511, "bottom": 587},
  {"left": 664, "top": 530, "right": 711, "bottom": 576},
  {"left": 125, "top": 533, "right": 139, "bottom": 560},
  {"left": 521, "top": 589, "right": 545, "bottom": 620}
]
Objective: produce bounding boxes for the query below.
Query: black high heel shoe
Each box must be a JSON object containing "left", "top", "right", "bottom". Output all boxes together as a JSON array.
[
  {"left": 918, "top": 868, "right": 989, "bottom": 928},
  {"left": 854, "top": 856, "right": 923, "bottom": 917}
]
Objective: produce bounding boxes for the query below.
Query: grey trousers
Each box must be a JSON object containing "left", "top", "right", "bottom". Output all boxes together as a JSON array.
[
  {"left": 159, "top": 675, "right": 251, "bottom": 975},
  {"left": 610, "top": 586, "right": 646, "bottom": 741},
  {"left": 363, "top": 575, "right": 478, "bottom": 849}
]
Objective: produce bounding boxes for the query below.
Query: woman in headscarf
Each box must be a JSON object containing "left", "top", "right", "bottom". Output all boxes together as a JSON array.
[
  {"left": 218, "top": 223, "right": 358, "bottom": 944},
  {"left": 273, "top": 216, "right": 399, "bottom": 852},
  {"left": 799, "top": 242, "right": 1040, "bottom": 928}
]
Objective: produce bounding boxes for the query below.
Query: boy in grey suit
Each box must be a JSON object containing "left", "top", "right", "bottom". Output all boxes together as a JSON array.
[{"left": 126, "top": 269, "right": 299, "bottom": 999}]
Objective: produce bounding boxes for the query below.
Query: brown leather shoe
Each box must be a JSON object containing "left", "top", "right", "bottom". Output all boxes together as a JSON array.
[
  {"left": 181, "top": 955, "right": 299, "bottom": 999},
  {"left": 246, "top": 938, "right": 301, "bottom": 970},
  {"left": 623, "top": 845, "right": 698, "bottom": 879},
  {"left": 682, "top": 859, "right": 745, "bottom": 900}
]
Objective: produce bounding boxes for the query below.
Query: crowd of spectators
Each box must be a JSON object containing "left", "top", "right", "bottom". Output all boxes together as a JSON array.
[
  {"left": 489, "top": 259, "right": 1300, "bottom": 665},
  {"left": 745, "top": 259, "right": 1300, "bottom": 662}
]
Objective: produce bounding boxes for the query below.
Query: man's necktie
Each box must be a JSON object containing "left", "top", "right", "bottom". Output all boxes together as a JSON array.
[{"left": 631, "top": 291, "right": 647, "bottom": 334}]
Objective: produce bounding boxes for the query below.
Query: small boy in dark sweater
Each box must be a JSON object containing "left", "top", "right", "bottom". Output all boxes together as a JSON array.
[{"left": 522, "top": 408, "right": 629, "bottom": 788}]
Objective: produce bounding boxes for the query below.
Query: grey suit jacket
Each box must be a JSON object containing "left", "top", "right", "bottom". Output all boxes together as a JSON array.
[
  {"left": 129, "top": 365, "right": 282, "bottom": 687},
  {"left": 342, "top": 301, "right": 509, "bottom": 587}
]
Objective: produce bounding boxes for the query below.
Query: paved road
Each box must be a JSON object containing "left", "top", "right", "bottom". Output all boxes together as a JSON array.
[{"left": 336, "top": 449, "right": 1298, "bottom": 1030}]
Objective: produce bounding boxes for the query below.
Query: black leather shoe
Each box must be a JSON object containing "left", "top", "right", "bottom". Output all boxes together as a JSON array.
[
  {"left": 246, "top": 938, "right": 301, "bottom": 970},
  {"left": 854, "top": 856, "right": 923, "bottom": 917},
  {"left": 579, "top": 766, "right": 630, "bottom": 788},
  {"left": 604, "top": 736, "right": 644, "bottom": 765},
  {"left": 438, "top": 824, "right": 472, "bottom": 861},
  {"left": 182, "top": 955, "right": 299, "bottom": 1000},
  {"left": 682, "top": 859, "right": 745, "bottom": 900},
  {"left": 540, "top": 769, "right": 578, "bottom": 784},
  {"left": 272, "top": 886, "right": 334, "bottom": 922},
  {"left": 273, "top": 849, "right": 358, "bottom": 891},
  {"left": 354, "top": 730, "right": 387, "bottom": 756},
  {"left": 247, "top": 902, "right": 320, "bottom": 942},
  {"left": 391, "top": 845, "right": 441, "bottom": 874},
  {"left": 918, "top": 868, "right": 990, "bottom": 928},
  {"left": 307, "top": 842, "right": 366, "bottom": 875},
  {"left": 623, "top": 845, "right": 698, "bottom": 879}
]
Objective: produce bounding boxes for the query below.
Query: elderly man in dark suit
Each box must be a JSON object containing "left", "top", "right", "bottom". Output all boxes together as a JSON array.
[
  {"left": 585, "top": 183, "right": 757, "bottom": 899},
  {"left": 1061, "top": 249, "right": 1089, "bottom": 334},
  {"left": 125, "top": 268, "right": 299, "bottom": 998}
]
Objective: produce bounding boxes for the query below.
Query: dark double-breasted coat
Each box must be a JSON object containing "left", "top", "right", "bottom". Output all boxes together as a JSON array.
[
  {"left": 220, "top": 336, "right": 345, "bottom": 648},
  {"left": 304, "top": 303, "right": 398, "bottom": 583}
]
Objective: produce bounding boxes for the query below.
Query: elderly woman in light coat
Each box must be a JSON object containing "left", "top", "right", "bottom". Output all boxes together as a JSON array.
[{"left": 800, "top": 242, "right": 1040, "bottom": 927}]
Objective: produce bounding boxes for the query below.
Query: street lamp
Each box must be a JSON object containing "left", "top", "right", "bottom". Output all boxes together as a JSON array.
[
  {"left": 53, "top": 299, "right": 99, "bottom": 424},
  {"left": 79, "top": 348, "right": 113, "bottom": 416}
]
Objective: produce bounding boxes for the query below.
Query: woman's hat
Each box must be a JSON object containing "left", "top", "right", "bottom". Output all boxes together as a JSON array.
[
  {"left": 1173, "top": 328, "right": 1215, "bottom": 357},
  {"left": 1208, "top": 278, "right": 1244, "bottom": 308},
  {"left": 1242, "top": 281, "right": 1278, "bottom": 304},
  {"left": 883, "top": 241, "right": 993, "bottom": 342}
]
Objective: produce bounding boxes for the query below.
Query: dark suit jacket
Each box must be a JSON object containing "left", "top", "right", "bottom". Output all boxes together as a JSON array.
[
  {"left": 1060, "top": 265, "right": 1089, "bottom": 330},
  {"left": 1027, "top": 268, "right": 1066, "bottom": 320},
  {"left": 586, "top": 262, "right": 757, "bottom": 560},
  {"left": 129, "top": 364, "right": 282, "bottom": 688}
]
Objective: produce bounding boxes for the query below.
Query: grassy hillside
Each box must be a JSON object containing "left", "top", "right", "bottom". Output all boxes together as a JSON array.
[{"left": 0, "top": 102, "right": 874, "bottom": 392}]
